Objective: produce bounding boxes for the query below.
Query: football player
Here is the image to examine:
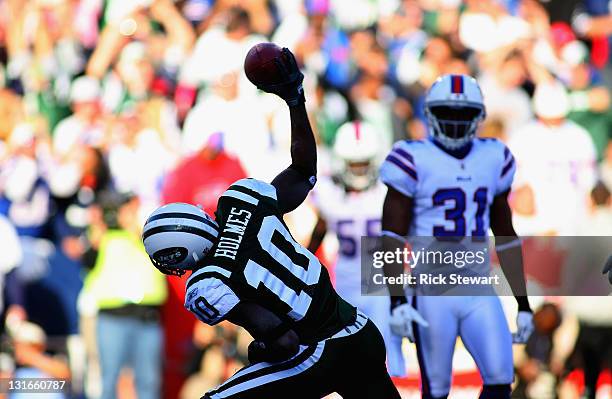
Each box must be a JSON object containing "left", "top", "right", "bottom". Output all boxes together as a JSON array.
[
  {"left": 142, "top": 48, "right": 401, "bottom": 399},
  {"left": 307, "top": 120, "right": 406, "bottom": 376},
  {"left": 379, "top": 74, "right": 534, "bottom": 399}
]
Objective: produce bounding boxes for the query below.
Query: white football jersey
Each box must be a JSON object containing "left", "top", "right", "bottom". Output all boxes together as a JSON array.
[
  {"left": 380, "top": 138, "right": 515, "bottom": 236},
  {"left": 311, "top": 177, "right": 387, "bottom": 291}
]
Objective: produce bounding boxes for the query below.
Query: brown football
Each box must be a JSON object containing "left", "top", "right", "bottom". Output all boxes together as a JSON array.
[{"left": 244, "top": 42, "right": 285, "bottom": 87}]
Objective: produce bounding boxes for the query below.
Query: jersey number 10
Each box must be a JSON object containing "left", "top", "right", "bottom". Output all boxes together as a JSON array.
[{"left": 244, "top": 216, "right": 322, "bottom": 321}]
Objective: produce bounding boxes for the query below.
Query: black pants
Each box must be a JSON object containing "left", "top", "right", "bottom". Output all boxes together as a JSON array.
[
  {"left": 203, "top": 312, "right": 401, "bottom": 399},
  {"left": 574, "top": 323, "right": 612, "bottom": 399}
]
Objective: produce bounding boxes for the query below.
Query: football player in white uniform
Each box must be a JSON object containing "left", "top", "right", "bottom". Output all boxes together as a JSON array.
[
  {"left": 379, "top": 74, "right": 534, "bottom": 399},
  {"left": 307, "top": 121, "right": 406, "bottom": 376}
]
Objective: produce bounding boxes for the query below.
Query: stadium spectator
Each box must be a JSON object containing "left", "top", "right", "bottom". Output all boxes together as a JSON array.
[
  {"left": 0, "top": 214, "right": 26, "bottom": 331},
  {"left": 579, "top": 181, "right": 612, "bottom": 235},
  {"left": 79, "top": 192, "right": 167, "bottom": 399},
  {"left": 509, "top": 80, "right": 597, "bottom": 235},
  {"left": 479, "top": 48, "right": 533, "bottom": 139},
  {"left": 513, "top": 303, "right": 563, "bottom": 399},
  {"left": 181, "top": 70, "right": 270, "bottom": 177},
  {"left": 564, "top": 42, "right": 612, "bottom": 161},
  {"left": 163, "top": 130, "right": 246, "bottom": 215},
  {"left": 106, "top": 103, "right": 179, "bottom": 209},
  {"left": 9, "top": 321, "right": 71, "bottom": 397},
  {"left": 601, "top": 141, "right": 612, "bottom": 190},
  {"left": 178, "top": 6, "right": 264, "bottom": 113},
  {"left": 0, "top": 124, "right": 51, "bottom": 239},
  {"left": 563, "top": 295, "right": 612, "bottom": 399},
  {"left": 53, "top": 76, "right": 105, "bottom": 158}
]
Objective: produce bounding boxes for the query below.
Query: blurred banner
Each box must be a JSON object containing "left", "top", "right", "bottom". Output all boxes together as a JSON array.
[{"left": 361, "top": 236, "right": 612, "bottom": 296}]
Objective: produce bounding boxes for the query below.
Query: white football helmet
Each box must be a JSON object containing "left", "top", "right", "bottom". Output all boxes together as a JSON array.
[
  {"left": 142, "top": 202, "right": 219, "bottom": 276},
  {"left": 333, "top": 121, "right": 380, "bottom": 190},
  {"left": 424, "top": 74, "right": 486, "bottom": 150}
]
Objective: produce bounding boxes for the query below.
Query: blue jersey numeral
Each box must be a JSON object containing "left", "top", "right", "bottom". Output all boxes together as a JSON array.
[
  {"left": 472, "top": 187, "right": 488, "bottom": 237},
  {"left": 432, "top": 187, "right": 488, "bottom": 237},
  {"left": 336, "top": 218, "right": 380, "bottom": 257}
]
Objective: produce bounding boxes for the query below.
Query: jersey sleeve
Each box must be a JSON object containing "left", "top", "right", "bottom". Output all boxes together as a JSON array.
[
  {"left": 379, "top": 141, "right": 419, "bottom": 197},
  {"left": 223, "top": 178, "right": 278, "bottom": 206},
  {"left": 217, "top": 178, "right": 279, "bottom": 221},
  {"left": 496, "top": 143, "right": 516, "bottom": 195},
  {"left": 184, "top": 276, "right": 240, "bottom": 325}
]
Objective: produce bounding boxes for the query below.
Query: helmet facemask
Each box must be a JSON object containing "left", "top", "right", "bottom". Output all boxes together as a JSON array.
[
  {"left": 142, "top": 203, "right": 219, "bottom": 277},
  {"left": 426, "top": 103, "right": 485, "bottom": 150},
  {"left": 340, "top": 160, "right": 377, "bottom": 191},
  {"left": 149, "top": 251, "right": 188, "bottom": 276}
]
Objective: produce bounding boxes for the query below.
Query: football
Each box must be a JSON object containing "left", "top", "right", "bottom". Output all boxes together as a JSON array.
[{"left": 244, "top": 42, "right": 285, "bottom": 87}]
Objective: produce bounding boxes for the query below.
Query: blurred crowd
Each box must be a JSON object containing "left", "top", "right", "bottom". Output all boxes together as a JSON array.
[{"left": 0, "top": 0, "right": 611, "bottom": 398}]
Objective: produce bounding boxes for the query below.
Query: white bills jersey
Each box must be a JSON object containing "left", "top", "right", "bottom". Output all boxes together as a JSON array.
[
  {"left": 311, "top": 177, "right": 386, "bottom": 291},
  {"left": 380, "top": 137, "right": 515, "bottom": 237},
  {"left": 379, "top": 137, "right": 516, "bottom": 396},
  {"left": 311, "top": 177, "right": 406, "bottom": 377}
]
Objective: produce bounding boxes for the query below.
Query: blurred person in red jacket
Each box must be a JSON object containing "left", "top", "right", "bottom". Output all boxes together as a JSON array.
[
  {"left": 162, "top": 131, "right": 246, "bottom": 214},
  {"left": 159, "top": 130, "right": 246, "bottom": 398}
]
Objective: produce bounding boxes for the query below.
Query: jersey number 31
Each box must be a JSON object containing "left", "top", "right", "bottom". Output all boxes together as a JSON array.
[{"left": 433, "top": 187, "right": 488, "bottom": 237}]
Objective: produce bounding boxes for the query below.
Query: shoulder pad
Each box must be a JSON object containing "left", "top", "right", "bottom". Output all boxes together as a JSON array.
[
  {"left": 185, "top": 272, "right": 239, "bottom": 325},
  {"left": 380, "top": 140, "right": 420, "bottom": 197},
  {"left": 220, "top": 178, "right": 278, "bottom": 207}
]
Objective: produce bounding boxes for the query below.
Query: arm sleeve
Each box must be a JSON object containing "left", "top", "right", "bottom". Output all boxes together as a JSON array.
[
  {"left": 496, "top": 144, "right": 516, "bottom": 195},
  {"left": 184, "top": 277, "right": 240, "bottom": 326},
  {"left": 271, "top": 166, "right": 314, "bottom": 214},
  {"left": 379, "top": 142, "right": 418, "bottom": 197}
]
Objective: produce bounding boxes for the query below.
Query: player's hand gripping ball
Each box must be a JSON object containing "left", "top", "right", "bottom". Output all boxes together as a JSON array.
[{"left": 244, "top": 43, "right": 305, "bottom": 106}]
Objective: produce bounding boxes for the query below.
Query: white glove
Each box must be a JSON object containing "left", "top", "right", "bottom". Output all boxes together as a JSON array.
[
  {"left": 390, "top": 303, "right": 429, "bottom": 342},
  {"left": 603, "top": 255, "right": 612, "bottom": 285},
  {"left": 512, "top": 311, "right": 534, "bottom": 344}
]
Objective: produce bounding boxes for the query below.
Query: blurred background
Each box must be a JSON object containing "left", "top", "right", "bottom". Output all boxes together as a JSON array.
[{"left": 0, "top": 0, "right": 610, "bottom": 398}]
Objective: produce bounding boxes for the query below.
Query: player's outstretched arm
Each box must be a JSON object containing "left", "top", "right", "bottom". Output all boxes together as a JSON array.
[
  {"left": 381, "top": 187, "right": 413, "bottom": 303},
  {"left": 382, "top": 187, "right": 429, "bottom": 341},
  {"left": 490, "top": 190, "right": 533, "bottom": 343},
  {"left": 226, "top": 301, "right": 300, "bottom": 363},
  {"left": 270, "top": 101, "right": 318, "bottom": 214},
  {"left": 250, "top": 47, "right": 317, "bottom": 213}
]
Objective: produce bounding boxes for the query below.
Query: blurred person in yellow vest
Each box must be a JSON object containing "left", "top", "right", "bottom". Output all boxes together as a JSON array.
[{"left": 79, "top": 191, "right": 167, "bottom": 399}]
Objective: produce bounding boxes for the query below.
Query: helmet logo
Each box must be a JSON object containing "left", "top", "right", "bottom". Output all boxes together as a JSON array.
[
  {"left": 425, "top": 74, "right": 484, "bottom": 150},
  {"left": 154, "top": 247, "right": 188, "bottom": 266},
  {"left": 451, "top": 74, "right": 464, "bottom": 94}
]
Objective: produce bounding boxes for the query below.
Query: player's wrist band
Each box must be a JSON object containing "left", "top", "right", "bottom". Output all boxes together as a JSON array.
[
  {"left": 495, "top": 238, "right": 522, "bottom": 252},
  {"left": 286, "top": 85, "right": 306, "bottom": 107},
  {"left": 516, "top": 296, "right": 531, "bottom": 312},
  {"left": 390, "top": 295, "right": 408, "bottom": 310}
]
